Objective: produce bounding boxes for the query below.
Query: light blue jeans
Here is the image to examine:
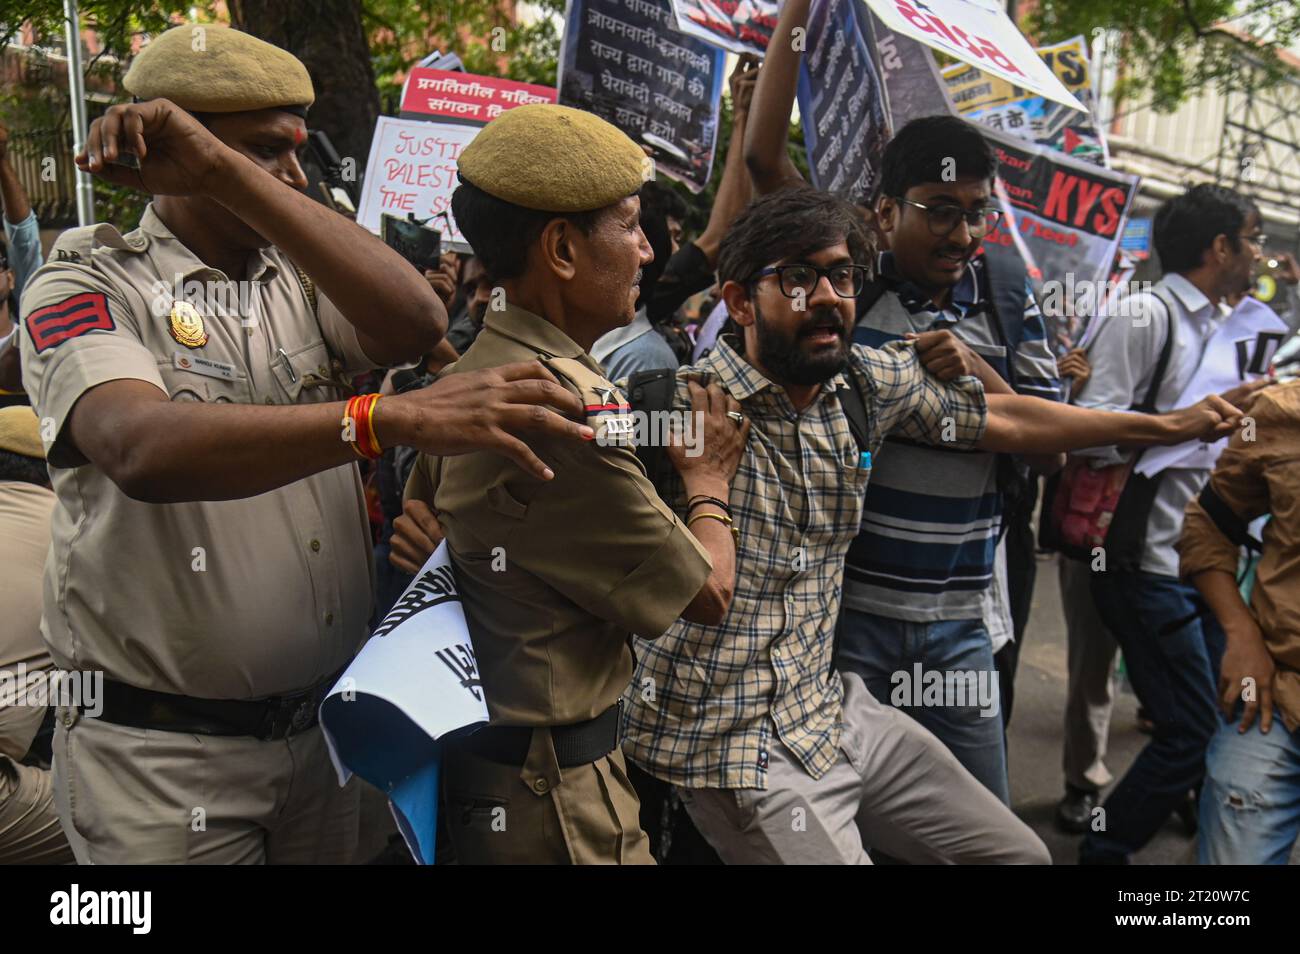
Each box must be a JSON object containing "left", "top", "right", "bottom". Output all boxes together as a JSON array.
[
  {"left": 836, "top": 609, "right": 1010, "bottom": 805},
  {"left": 1199, "top": 708, "right": 1300, "bottom": 865}
]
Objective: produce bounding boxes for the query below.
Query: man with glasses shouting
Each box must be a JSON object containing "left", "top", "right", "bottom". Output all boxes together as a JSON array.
[
  {"left": 745, "top": 0, "right": 1074, "bottom": 802},
  {"left": 616, "top": 187, "right": 1241, "bottom": 865}
]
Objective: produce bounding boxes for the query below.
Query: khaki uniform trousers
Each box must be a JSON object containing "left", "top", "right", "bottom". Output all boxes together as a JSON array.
[
  {"left": 679, "top": 672, "right": 1051, "bottom": 865},
  {"left": 443, "top": 725, "right": 652, "bottom": 864},
  {"left": 52, "top": 706, "right": 359, "bottom": 864},
  {"left": 0, "top": 755, "right": 75, "bottom": 864}
]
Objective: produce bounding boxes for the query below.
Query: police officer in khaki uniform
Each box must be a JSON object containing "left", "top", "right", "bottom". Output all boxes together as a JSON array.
[
  {"left": 0, "top": 406, "right": 73, "bottom": 863},
  {"left": 19, "top": 27, "right": 591, "bottom": 864},
  {"left": 397, "top": 105, "right": 749, "bottom": 864}
]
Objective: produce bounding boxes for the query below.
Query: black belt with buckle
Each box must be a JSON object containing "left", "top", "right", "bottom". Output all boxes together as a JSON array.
[
  {"left": 81, "top": 668, "right": 346, "bottom": 741},
  {"left": 454, "top": 701, "right": 623, "bottom": 769}
]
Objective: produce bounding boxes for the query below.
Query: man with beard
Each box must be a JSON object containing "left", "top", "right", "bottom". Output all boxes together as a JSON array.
[{"left": 613, "top": 187, "right": 1242, "bottom": 864}]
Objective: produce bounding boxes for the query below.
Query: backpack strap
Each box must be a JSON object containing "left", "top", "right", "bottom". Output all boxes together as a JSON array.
[
  {"left": 1197, "top": 482, "right": 1263, "bottom": 555},
  {"left": 1134, "top": 287, "right": 1179, "bottom": 413},
  {"left": 835, "top": 371, "right": 870, "bottom": 456},
  {"left": 981, "top": 251, "right": 1030, "bottom": 392}
]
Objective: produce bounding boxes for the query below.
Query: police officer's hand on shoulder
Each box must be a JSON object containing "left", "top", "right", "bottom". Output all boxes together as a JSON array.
[
  {"left": 377, "top": 359, "right": 595, "bottom": 482},
  {"left": 77, "top": 99, "right": 232, "bottom": 196}
]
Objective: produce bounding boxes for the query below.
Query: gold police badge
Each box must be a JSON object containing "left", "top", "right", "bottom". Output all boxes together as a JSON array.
[{"left": 168, "top": 300, "right": 208, "bottom": 349}]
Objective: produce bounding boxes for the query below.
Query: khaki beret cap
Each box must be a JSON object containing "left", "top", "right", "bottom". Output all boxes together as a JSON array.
[
  {"left": 0, "top": 406, "right": 44, "bottom": 460},
  {"left": 457, "top": 104, "right": 650, "bottom": 213},
  {"left": 124, "top": 25, "right": 314, "bottom": 113}
]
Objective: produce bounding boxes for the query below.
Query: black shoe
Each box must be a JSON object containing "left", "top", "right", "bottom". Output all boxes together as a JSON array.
[{"left": 1056, "top": 786, "right": 1099, "bottom": 834}]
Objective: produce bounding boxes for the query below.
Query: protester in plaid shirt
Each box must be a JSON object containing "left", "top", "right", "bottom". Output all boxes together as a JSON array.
[{"left": 621, "top": 187, "right": 1244, "bottom": 864}]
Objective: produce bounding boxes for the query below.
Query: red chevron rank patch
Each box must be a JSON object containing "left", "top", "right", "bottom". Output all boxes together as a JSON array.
[{"left": 26, "top": 292, "right": 116, "bottom": 353}]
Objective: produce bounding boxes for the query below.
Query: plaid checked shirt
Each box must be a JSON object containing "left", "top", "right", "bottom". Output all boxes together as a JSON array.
[{"left": 622, "top": 335, "right": 988, "bottom": 790}]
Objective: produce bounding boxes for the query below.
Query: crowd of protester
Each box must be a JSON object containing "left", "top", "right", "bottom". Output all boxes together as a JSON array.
[{"left": 2, "top": 15, "right": 1300, "bottom": 866}]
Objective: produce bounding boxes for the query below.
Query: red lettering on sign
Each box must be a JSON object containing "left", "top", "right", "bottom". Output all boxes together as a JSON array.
[
  {"left": 976, "top": 38, "right": 1023, "bottom": 76},
  {"left": 1071, "top": 180, "right": 1104, "bottom": 227},
  {"left": 1043, "top": 172, "right": 1075, "bottom": 222},
  {"left": 1090, "top": 187, "right": 1125, "bottom": 237},
  {"left": 894, "top": 0, "right": 936, "bottom": 33}
]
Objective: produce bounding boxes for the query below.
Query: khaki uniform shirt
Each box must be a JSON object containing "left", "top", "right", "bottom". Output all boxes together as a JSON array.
[
  {"left": 0, "top": 480, "right": 57, "bottom": 759},
  {"left": 18, "top": 204, "right": 379, "bottom": 699},
  {"left": 405, "top": 303, "right": 711, "bottom": 727},
  {"left": 1179, "top": 381, "right": 1300, "bottom": 732}
]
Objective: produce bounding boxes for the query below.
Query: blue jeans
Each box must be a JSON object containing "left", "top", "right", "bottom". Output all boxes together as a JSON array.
[
  {"left": 1199, "top": 708, "right": 1300, "bottom": 864},
  {"left": 836, "top": 609, "right": 1010, "bottom": 804},
  {"left": 1081, "top": 571, "right": 1225, "bottom": 863}
]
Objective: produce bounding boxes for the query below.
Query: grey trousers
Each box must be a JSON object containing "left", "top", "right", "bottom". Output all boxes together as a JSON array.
[
  {"left": 1058, "top": 557, "right": 1120, "bottom": 793},
  {"left": 679, "top": 672, "right": 1050, "bottom": 864}
]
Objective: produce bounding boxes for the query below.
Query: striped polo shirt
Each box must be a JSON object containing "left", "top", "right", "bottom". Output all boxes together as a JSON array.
[{"left": 842, "top": 252, "right": 1061, "bottom": 622}]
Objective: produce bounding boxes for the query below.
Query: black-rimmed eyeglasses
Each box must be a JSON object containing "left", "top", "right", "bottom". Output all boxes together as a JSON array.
[
  {"left": 894, "top": 197, "right": 1003, "bottom": 238},
  {"left": 751, "top": 263, "right": 869, "bottom": 299}
]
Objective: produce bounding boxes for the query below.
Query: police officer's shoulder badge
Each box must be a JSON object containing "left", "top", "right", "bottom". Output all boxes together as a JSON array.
[
  {"left": 584, "top": 383, "right": 636, "bottom": 445},
  {"left": 540, "top": 357, "right": 635, "bottom": 447},
  {"left": 168, "top": 300, "right": 208, "bottom": 349}
]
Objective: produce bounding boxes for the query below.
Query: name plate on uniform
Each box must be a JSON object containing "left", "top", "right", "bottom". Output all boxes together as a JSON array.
[
  {"left": 319, "top": 541, "right": 489, "bottom": 864},
  {"left": 172, "top": 352, "right": 239, "bottom": 381}
]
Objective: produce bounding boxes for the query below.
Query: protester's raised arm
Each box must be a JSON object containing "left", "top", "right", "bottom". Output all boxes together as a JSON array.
[
  {"left": 693, "top": 56, "right": 758, "bottom": 265},
  {"left": 0, "top": 123, "right": 33, "bottom": 225},
  {"left": 743, "top": 0, "right": 811, "bottom": 195}
]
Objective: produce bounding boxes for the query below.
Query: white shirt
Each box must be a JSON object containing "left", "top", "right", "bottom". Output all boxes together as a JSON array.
[{"left": 1074, "top": 272, "right": 1225, "bottom": 576}]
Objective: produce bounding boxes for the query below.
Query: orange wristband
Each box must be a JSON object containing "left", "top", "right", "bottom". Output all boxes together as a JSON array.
[
  {"left": 365, "top": 393, "right": 383, "bottom": 457},
  {"left": 344, "top": 395, "right": 382, "bottom": 460}
]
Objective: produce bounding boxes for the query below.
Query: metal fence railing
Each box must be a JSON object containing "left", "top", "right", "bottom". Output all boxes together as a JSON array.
[{"left": 7, "top": 125, "right": 78, "bottom": 226}]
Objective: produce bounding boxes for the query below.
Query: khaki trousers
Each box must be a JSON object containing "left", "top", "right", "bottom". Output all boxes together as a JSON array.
[
  {"left": 0, "top": 755, "right": 75, "bottom": 864},
  {"left": 442, "top": 725, "right": 652, "bottom": 864},
  {"left": 679, "top": 672, "right": 1050, "bottom": 865},
  {"left": 52, "top": 706, "right": 359, "bottom": 864}
]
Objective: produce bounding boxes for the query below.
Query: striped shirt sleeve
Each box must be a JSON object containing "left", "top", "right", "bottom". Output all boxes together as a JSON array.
[{"left": 1011, "top": 280, "right": 1062, "bottom": 402}]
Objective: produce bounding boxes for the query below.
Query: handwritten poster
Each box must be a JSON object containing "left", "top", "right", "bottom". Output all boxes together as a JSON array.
[{"left": 356, "top": 116, "right": 479, "bottom": 251}]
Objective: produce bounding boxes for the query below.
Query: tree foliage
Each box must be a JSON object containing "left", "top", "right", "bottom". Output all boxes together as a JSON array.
[{"left": 1029, "top": 0, "right": 1300, "bottom": 112}]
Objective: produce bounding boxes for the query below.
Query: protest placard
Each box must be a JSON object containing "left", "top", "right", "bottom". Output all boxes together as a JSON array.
[
  {"left": 355, "top": 116, "right": 479, "bottom": 251},
  {"left": 668, "top": 0, "right": 778, "bottom": 55},
  {"left": 860, "top": 4, "right": 954, "bottom": 129},
  {"left": 944, "top": 35, "right": 1107, "bottom": 164},
  {"left": 559, "top": 0, "right": 726, "bottom": 192},
  {"left": 399, "top": 67, "right": 556, "bottom": 125},
  {"left": 797, "top": 0, "right": 890, "bottom": 204},
  {"left": 979, "top": 124, "right": 1139, "bottom": 354},
  {"left": 1135, "top": 297, "right": 1286, "bottom": 476},
  {"left": 319, "top": 542, "right": 487, "bottom": 864},
  {"left": 861, "top": 0, "right": 1084, "bottom": 110}
]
